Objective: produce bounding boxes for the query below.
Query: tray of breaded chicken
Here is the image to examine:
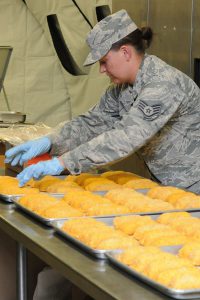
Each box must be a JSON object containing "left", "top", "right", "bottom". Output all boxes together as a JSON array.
[
  {"left": 51, "top": 217, "right": 140, "bottom": 259},
  {"left": 11, "top": 186, "right": 193, "bottom": 227},
  {"left": 0, "top": 176, "right": 40, "bottom": 203},
  {"left": 19, "top": 172, "right": 200, "bottom": 213},
  {"left": 11, "top": 190, "right": 148, "bottom": 227},
  {"left": 2, "top": 170, "right": 200, "bottom": 219},
  {"left": 51, "top": 211, "right": 200, "bottom": 259},
  {"left": 107, "top": 247, "right": 200, "bottom": 299},
  {"left": 12, "top": 193, "right": 85, "bottom": 226},
  {"left": 104, "top": 211, "right": 200, "bottom": 299}
]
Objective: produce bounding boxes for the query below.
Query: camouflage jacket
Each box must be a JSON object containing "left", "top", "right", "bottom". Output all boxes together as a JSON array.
[{"left": 49, "top": 54, "right": 200, "bottom": 189}]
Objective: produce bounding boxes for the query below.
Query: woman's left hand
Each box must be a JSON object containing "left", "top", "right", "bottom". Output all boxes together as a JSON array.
[{"left": 17, "top": 157, "right": 65, "bottom": 187}]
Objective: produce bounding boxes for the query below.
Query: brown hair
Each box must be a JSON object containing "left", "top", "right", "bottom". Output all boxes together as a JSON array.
[{"left": 111, "top": 27, "right": 153, "bottom": 54}]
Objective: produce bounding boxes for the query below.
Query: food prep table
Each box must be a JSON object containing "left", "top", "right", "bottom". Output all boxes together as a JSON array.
[{"left": 0, "top": 201, "right": 175, "bottom": 300}]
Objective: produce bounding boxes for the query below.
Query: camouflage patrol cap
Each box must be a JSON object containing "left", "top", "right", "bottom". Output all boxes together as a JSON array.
[{"left": 83, "top": 9, "right": 138, "bottom": 66}]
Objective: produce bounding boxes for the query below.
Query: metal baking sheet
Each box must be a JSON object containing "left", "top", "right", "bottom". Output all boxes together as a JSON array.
[
  {"left": 43, "top": 189, "right": 179, "bottom": 216},
  {"left": 135, "top": 188, "right": 149, "bottom": 194},
  {"left": 46, "top": 193, "right": 65, "bottom": 198},
  {"left": 10, "top": 192, "right": 200, "bottom": 220},
  {"left": 93, "top": 191, "right": 107, "bottom": 196},
  {"left": 12, "top": 196, "right": 139, "bottom": 226},
  {"left": 99, "top": 188, "right": 200, "bottom": 214},
  {"left": 51, "top": 218, "right": 115, "bottom": 259},
  {"left": 0, "top": 193, "right": 24, "bottom": 203},
  {"left": 53, "top": 212, "right": 200, "bottom": 260},
  {"left": 106, "top": 250, "right": 200, "bottom": 299}
]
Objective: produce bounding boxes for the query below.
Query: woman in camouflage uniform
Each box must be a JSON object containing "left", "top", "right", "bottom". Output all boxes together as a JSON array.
[{"left": 6, "top": 9, "right": 200, "bottom": 193}]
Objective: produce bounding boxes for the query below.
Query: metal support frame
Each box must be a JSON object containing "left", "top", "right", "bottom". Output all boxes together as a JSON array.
[{"left": 17, "top": 243, "right": 27, "bottom": 300}]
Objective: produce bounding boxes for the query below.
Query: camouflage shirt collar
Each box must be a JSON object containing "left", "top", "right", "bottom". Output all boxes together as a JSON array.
[{"left": 132, "top": 53, "right": 149, "bottom": 94}]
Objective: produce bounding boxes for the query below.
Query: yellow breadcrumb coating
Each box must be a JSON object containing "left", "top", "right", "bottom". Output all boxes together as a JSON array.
[
  {"left": 84, "top": 180, "right": 120, "bottom": 191},
  {"left": 157, "top": 266, "right": 200, "bottom": 289},
  {"left": 63, "top": 190, "right": 107, "bottom": 207},
  {"left": 174, "top": 195, "right": 200, "bottom": 209},
  {"left": 141, "top": 231, "right": 187, "bottom": 247},
  {"left": 61, "top": 218, "right": 138, "bottom": 249},
  {"left": 101, "top": 171, "right": 141, "bottom": 184},
  {"left": 114, "top": 215, "right": 156, "bottom": 235},
  {"left": 62, "top": 190, "right": 130, "bottom": 216},
  {"left": 101, "top": 171, "right": 128, "bottom": 178},
  {"left": 165, "top": 191, "right": 193, "bottom": 204},
  {"left": 178, "top": 242, "right": 200, "bottom": 266},
  {"left": 0, "top": 176, "right": 18, "bottom": 183},
  {"left": 39, "top": 201, "right": 84, "bottom": 218},
  {"left": 0, "top": 176, "right": 39, "bottom": 195},
  {"left": 147, "top": 186, "right": 180, "bottom": 201},
  {"left": 85, "top": 203, "right": 130, "bottom": 216},
  {"left": 18, "top": 193, "right": 58, "bottom": 212},
  {"left": 157, "top": 212, "right": 191, "bottom": 224},
  {"left": 0, "top": 185, "right": 39, "bottom": 195},
  {"left": 46, "top": 181, "right": 83, "bottom": 193},
  {"left": 123, "top": 178, "right": 158, "bottom": 189},
  {"left": 72, "top": 173, "right": 100, "bottom": 186},
  {"left": 64, "top": 175, "right": 77, "bottom": 182},
  {"left": 104, "top": 188, "right": 139, "bottom": 205},
  {"left": 157, "top": 215, "right": 200, "bottom": 241},
  {"left": 117, "top": 246, "right": 161, "bottom": 267},
  {"left": 131, "top": 221, "right": 187, "bottom": 246},
  {"left": 26, "top": 175, "right": 61, "bottom": 189},
  {"left": 144, "top": 252, "right": 193, "bottom": 279},
  {"left": 105, "top": 189, "right": 174, "bottom": 212},
  {"left": 117, "top": 246, "right": 200, "bottom": 289},
  {"left": 97, "top": 236, "right": 139, "bottom": 250},
  {"left": 133, "top": 223, "right": 171, "bottom": 240},
  {"left": 82, "top": 177, "right": 112, "bottom": 186},
  {"left": 61, "top": 218, "right": 98, "bottom": 238}
]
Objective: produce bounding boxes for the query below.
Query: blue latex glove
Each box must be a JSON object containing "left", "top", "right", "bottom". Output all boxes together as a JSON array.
[
  {"left": 5, "top": 137, "right": 51, "bottom": 166},
  {"left": 17, "top": 157, "right": 65, "bottom": 187}
]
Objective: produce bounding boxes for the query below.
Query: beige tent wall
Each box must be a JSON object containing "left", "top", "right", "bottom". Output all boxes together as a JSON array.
[
  {"left": 0, "top": 0, "right": 149, "bottom": 177},
  {"left": 0, "top": 0, "right": 71, "bottom": 126},
  {"left": 0, "top": 0, "right": 111, "bottom": 125},
  {"left": 25, "top": 0, "right": 111, "bottom": 118}
]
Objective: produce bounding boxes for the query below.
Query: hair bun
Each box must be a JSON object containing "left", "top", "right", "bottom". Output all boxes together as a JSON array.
[{"left": 141, "top": 27, "right": 153, "bottom": 48}]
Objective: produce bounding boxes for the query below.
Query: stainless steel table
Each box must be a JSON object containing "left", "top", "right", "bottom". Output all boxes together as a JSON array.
[{"left": 0, "top": 202, "right": 175, "bottom": 300}]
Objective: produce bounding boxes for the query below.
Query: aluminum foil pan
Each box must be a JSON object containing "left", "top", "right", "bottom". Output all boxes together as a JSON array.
[{"left": 0, "top": 111, "right": 26, "bottom": 123}]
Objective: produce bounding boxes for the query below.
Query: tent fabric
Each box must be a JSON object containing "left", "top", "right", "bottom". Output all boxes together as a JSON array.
[
  {"left": 25, "top": 0, "right": 110, "bottom": 118},
  {"left": 0, "top": 0, "right": 149, "bottom": 177},
  {"left": 0, "top": 0, "right": 111, "bottom": 126},
  {"left": 0, "top": 0, "right": 70, "bottom": 126}
]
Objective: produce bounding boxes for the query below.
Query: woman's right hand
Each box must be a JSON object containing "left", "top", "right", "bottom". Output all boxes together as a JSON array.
[{"left": 5, "top": 136, "right": 52, "bottom": 166}]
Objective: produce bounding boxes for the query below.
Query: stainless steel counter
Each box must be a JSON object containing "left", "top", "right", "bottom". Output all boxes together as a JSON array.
[{"left": 0, "top": 202, "right": 173, "bottom": 300}]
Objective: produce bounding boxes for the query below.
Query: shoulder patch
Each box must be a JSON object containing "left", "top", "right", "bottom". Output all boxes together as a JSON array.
[{"left": 138, "top": 100, "right": 162, "bottom": 121}]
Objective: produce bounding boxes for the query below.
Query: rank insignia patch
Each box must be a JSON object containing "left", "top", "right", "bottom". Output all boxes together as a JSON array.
[{"left": 138, "top": 100, "right": 161, "bottom": 120}]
